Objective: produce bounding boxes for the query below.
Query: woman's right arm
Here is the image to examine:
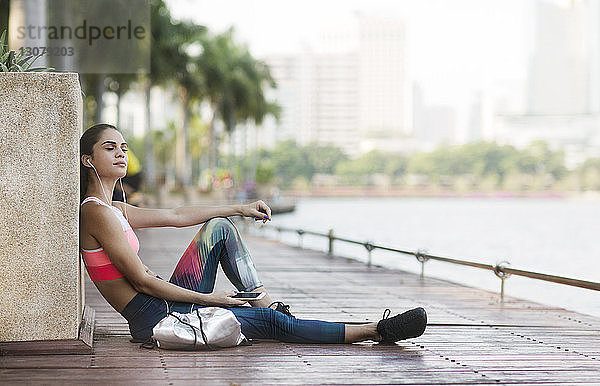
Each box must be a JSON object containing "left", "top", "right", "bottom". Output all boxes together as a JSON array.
[
  {"left": 134, "top": 275, "right": 245, "bottom": 307},
  {"left": 87, "top": 205, "right": 246, "bottom": 307}
]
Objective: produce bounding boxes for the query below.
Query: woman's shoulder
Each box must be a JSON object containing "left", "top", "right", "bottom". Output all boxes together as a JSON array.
[
  {"left": 80, "top": 200, "right": 117, "bottom": 222},
  {"left": 80, "top": 198, "right": 126, "bottom": 219},
  {"left": 80, "top": 201, "right": 118, "bottom": 241},
  {"left": 81, "top": 201, "right": 128, "bottom": 241}
]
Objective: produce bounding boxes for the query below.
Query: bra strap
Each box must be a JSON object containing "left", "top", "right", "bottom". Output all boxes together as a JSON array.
[{"left": 81, "top": 196, "right": 110, "bottom": 207}]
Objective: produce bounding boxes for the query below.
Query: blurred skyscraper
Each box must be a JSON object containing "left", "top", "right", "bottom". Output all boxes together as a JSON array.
[
  {"left": 528, "top": 0, "right": 593, "bottom": 115},
  {"left": 260, "top": 13, "right": 409, "bottom": 157},
  {"left": 413, "top": 84, "right": 457, "bottom": 149},
  {"left": 492, "top": 0, "right": 600, "bottom": 168},
  {"left": 355, "top": 13, "right": 409, "bottom": 152}
]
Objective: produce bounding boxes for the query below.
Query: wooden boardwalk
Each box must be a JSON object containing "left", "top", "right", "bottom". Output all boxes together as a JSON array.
[{"left": 2, "top": 225, "right": 599, "bottom": 384}]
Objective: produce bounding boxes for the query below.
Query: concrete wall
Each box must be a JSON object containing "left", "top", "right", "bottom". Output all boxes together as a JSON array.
[{"left": 0, "top": 73, "right": 83, "bottom": 341}]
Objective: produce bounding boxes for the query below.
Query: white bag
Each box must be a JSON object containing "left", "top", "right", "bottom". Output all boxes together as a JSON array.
[{"left": 149, "top": 303, "right": 248, "bottom": 350}]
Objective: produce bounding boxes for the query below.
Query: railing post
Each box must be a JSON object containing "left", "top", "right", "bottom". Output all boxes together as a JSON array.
[
  {"left": 297, "top": 229, "right": 305, "bottom": 248},
  {"left": 364, "top": 241, "right": 375, "bottom": 267},
  {"left": 415, "top": 249, "right": 429, "bottom": 279},
  {"left": 328, "top": 229, "right": 334, "bottom": 257},
  {"left": 494, "top": 260, "right": 511, "bottom": 302}
]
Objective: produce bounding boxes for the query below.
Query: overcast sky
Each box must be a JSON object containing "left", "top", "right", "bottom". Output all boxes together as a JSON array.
[{"left": 167, "top": 0, "right": 536, "bottom": 107}]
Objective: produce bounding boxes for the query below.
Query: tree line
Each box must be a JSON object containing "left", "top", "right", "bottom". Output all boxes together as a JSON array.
[{"left": 230, "top": 140, "right": 600, "bottom": 192}]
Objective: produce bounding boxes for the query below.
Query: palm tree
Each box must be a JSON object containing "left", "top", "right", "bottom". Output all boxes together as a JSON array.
[
  {"left": 197, "top": 28, "right": 280, "bottom": 175},
  {"left": 141, "top": 0, "right": 176, "bottom": 191},
  {"left": 107, "top": 73, "right": 136, "bottom": 130},
  {"left": 167, "top": 22, "right": 205, "bottom": 187},
  {"left": 153, "top": 121, "right": 177, "bottom": 187},
  {"left": 140, "top": 0, "right": 205, "bottom": 191},
  {"left": 231, "top": 50, "right": 281, "bottom": 183}
]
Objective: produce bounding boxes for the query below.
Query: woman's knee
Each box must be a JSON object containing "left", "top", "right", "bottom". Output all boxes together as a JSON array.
[
  {"left": 205, "top": 217, "right": 235, "bottom": 231},
  {"left": 197, "top": 217, "right": 230, "bottom": 237},
  {"left": 205, "top": 217, "right": 240, "bottom": 240}
]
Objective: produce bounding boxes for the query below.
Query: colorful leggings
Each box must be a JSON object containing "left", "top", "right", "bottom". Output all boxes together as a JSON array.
[
  {"left": 169, "top": 216, "right": 263, "bottom": 293},
  {"left": 121, "top": 217, "right": 345, "bottom": 343}
]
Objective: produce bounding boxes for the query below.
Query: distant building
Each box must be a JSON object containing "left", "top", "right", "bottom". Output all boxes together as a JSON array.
[
  {"left": 412, "top": 84, "right": 457, "bottom": 148},
  {"left": 528, "top": 0, "right": 594, "bottom": 115},
  {"left": 486, "top": 0, "right": 600, "bottom": 168},
  {"left": 355, "top": 13, "right": 409, "bottom": 146},
  {"left": 468, "top": 92, "right": 484, "bottom": 143},
  {"left": 312, "top": 51, "right": 361, "bottom": 154},
  {"left": 259, "top": 13, "right": 409, "bottom": 157}
]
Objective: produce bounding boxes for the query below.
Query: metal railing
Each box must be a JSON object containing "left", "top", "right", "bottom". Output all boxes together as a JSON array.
[{"left": 249, "top": 222, "right": 600, "bottom": 301}]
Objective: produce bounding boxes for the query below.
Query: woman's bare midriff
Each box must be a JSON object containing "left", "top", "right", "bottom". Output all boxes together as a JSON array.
[{"left": 93, "top": 278, "right": 139, "bottom": 314}]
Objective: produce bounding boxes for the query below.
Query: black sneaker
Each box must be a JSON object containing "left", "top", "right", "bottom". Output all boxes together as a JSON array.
[
  {"left": 376, "top": 307, "right": 427, "bottom": 343},
  {"left": 269, "top": 301, "right": 295, "bottom": 318}
]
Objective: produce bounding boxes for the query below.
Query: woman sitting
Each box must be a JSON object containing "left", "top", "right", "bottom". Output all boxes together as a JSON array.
[{"left": 79, "top": 124, "right": 427, "bottom": 345}]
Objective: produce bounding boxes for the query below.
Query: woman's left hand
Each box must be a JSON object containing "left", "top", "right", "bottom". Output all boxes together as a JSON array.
[{"left": 240, "top": 200, "right": 272, "bottom": 223}]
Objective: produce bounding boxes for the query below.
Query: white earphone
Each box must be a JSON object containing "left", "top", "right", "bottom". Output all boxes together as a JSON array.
[{"left": 84, "top": 157, "right": 128, "bottom": 220}]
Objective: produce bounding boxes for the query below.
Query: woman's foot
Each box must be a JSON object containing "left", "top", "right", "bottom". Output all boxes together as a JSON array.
[{"left": 376, "top": 307, "right": 427, "bottom": 343}]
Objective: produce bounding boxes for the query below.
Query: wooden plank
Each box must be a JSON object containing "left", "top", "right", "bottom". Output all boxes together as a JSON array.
[
  {"left": 0, "top": 356, "right": 92, "bottom": 368},
  {"left": 0, "top": 338, "right": 92, "bottom": 356}
]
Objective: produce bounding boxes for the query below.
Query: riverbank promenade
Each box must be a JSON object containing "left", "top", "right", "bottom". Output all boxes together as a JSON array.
[{"left": 2, "top": 225, "right": 599, "bottom": 384}]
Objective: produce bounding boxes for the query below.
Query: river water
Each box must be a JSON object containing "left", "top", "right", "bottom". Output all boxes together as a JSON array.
[{"left": 262, "top": 197, "right": 599, "bottom": 317}]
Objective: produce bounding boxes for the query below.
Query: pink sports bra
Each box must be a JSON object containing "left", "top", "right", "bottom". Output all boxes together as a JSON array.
[{"left": 80, "top": 196, "right": 139, "bottom": 281}]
